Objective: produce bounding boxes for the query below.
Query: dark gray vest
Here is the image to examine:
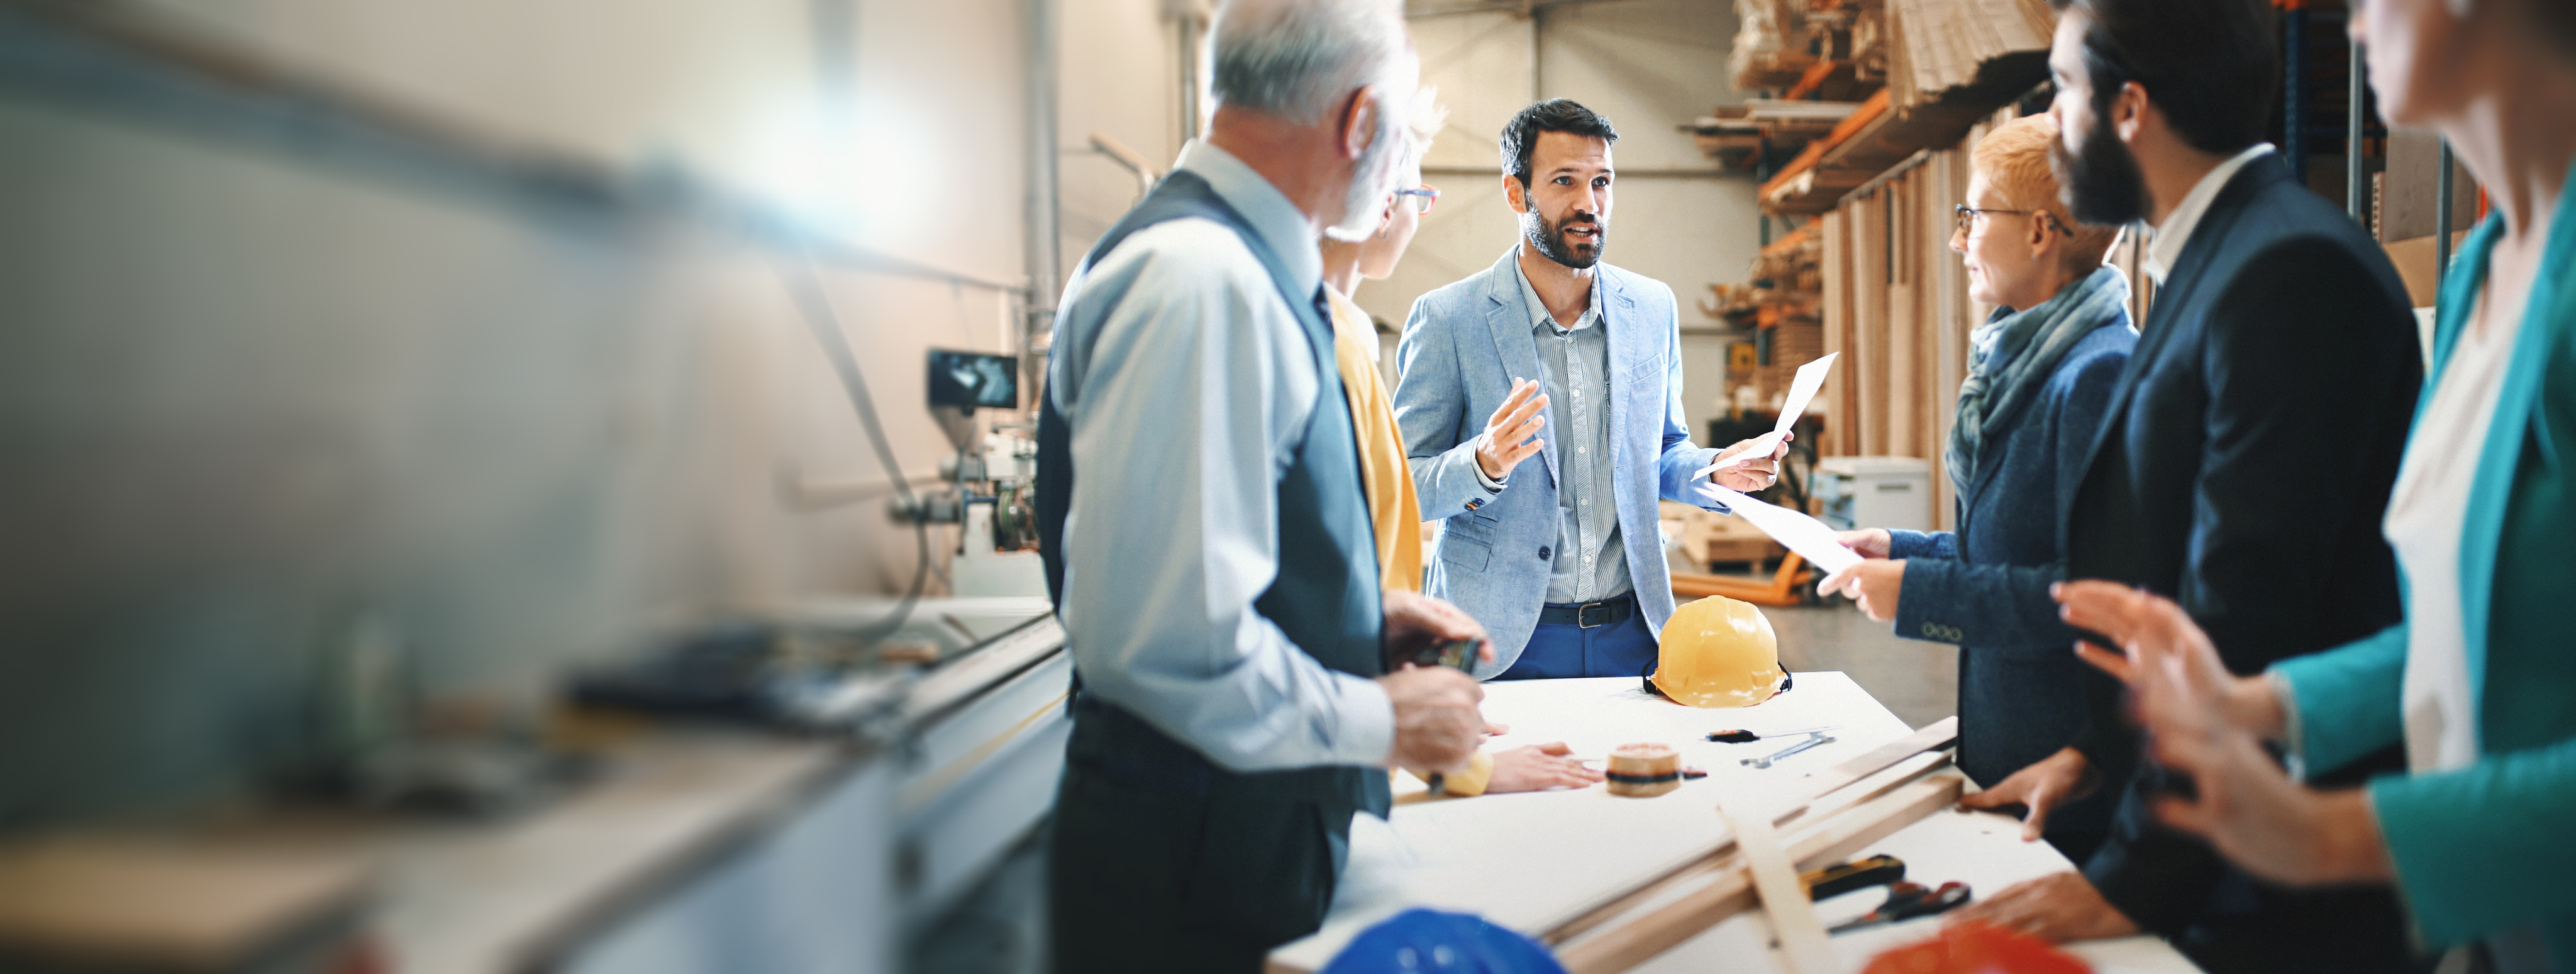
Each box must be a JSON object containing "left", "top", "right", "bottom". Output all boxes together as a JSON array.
[{"left": 1037, "top": 170, "right": 1389, "bottom": 814}]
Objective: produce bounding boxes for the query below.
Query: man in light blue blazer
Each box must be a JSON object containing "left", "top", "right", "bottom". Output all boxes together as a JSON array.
[{"left": 1394, "top": 99, "right": 1784, "bottom": 680}]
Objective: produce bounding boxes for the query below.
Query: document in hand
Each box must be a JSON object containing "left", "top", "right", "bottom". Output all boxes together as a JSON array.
[
  {"left": 1700, "top": 352, "right": 1838, "bottom": 477},
  {"left": 1707, "top": 486, "right": 1862, "bottom": 576}
]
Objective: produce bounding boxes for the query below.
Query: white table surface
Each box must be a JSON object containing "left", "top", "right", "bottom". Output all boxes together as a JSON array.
[{"left": 1269, "top": 674, "right": 2200, "bottom": 974}]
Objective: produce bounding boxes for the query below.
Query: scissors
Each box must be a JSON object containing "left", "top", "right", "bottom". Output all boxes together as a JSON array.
[{"left": 1826, "top": 881, "right": 1973, "bottom": 934}]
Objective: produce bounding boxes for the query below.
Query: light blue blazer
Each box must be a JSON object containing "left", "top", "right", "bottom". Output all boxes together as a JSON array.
[
  {"left": 1393, "top": 248, "right": 1733, "bottom": 676},
  {"left": 2271, "top": 167, "right": 2576, "bottom": 958}
]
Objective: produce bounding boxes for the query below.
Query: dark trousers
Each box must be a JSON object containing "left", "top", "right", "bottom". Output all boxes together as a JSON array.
[
  {"left": 1496, "top": 594, "right": 1658, "bottom": 679},
  {"left": 1048, "top": 762, "right": 1352, "bottom": 973}
]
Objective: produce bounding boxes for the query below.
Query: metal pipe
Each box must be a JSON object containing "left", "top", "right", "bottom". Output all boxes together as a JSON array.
[
  {"left": 2437, "top": 138, "right": 2455, "bottom": 306},
  {"left": 1530, "top": 0, "right": 1543, "bottom": 101},
  {"left": 1174, "top": 9, "right": 1200, "bottom": 142},
  {"left": 1089, "top": 131, "right": 1162, "bottom": 204},
  {"left": 1024, "top": 0, "right": 1063, "bottom": 346},
  {"left": 2284, "top": 8, "right": 2306, "bottom": 186},
  {"left": 2348, "top": 35, "right": 2367, "bottom": 223}
]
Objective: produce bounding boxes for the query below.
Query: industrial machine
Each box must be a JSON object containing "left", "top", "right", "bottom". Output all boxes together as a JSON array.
[{"left": 898, "top": 349, "right": 1046, "bottom": 599}]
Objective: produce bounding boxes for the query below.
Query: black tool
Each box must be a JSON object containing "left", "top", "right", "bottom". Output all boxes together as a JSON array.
[
  {"left": 1826, "top": 881, "right": 1972, "bottom": 934},
  {"left": 1800, "top": 854, "right": 1906, "bottom": 900},
  {"left": 1707, "top": 724, "right": 1839, "bottom": 743},
  {"left": 1394, "top": 637, "right": 1482, "bottom": 674}
]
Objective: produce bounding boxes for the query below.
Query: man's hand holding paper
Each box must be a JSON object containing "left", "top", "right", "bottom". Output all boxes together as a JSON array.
[{"left": 1699, "top": 352, "right": 1836, "bottom": 482}]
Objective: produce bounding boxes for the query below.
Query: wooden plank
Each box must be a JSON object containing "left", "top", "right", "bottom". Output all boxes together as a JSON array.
[
  {"left": 1538, "top": 718, "right": 1958, "bottom": 947},
  {"left": 1552, "top": 773, "right": 1968, "bottom": 974},
  {"left": 1782, "top": 60, "right": 1839, "bottom": 101},
  {"left": 1819, "top": 208, "right": 1851, "bottom": 457},
  {"left": 1760, "top": 89, "right": 1892, "bottom": 204},
  {"left": 1719, "top": 802, "right": 1836, "bottom": 974},
  {"left": 1856, "top": 188, "right": 1889, "bottom": 456}
]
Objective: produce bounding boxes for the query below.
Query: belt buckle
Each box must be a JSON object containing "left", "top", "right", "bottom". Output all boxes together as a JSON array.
[{"left": 1577, "top": 601, "right": 1609, "bottom": 629}]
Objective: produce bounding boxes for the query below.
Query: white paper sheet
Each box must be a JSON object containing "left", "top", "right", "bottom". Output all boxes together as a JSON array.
[
  {"left": 1707, "top": 486, "right": 1862, "bottom": 576},
  {"left": 1700, "top": 352, "right": 1837, "bottom": 476}
]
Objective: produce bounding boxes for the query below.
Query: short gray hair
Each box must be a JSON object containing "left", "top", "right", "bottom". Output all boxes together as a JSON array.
[{"left": 1209, "top": 0, "right": 1414, "bottom": 127}]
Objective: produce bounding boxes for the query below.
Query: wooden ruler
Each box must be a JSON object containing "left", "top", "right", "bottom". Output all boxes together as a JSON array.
[{"left": 1719, "top": 798, "right": 1837, "bottom": 974}]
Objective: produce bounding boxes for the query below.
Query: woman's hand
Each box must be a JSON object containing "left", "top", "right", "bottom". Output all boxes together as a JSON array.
[
  {"left": 2146, "top": 724, "right": 2396, "bottom": 885},
  {"left": 1485, "top": 742, "right": 1604, "bottom": 793},
  {"left": 2051, "top": 580, "right": 2392, "bottom": 885},
  {"left": 2053, "top": 581, "right": 2287, "bottom": 741},
  {"left": 1817, "top": 559, "right": 1906, "bottom": 621},
  {"left": 1957, "top": 746, "right": 2099, "bottom": 841},
  {"left": 1835, "top": 529, "right": 1894, "bottom": 559}
]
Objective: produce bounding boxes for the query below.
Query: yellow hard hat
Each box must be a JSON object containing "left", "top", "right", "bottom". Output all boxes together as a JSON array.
[{"left": 1650, "top": 595, "right": 1788, "bottom": 708}]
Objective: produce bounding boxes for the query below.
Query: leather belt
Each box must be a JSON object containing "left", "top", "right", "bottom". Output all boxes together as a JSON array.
[{"left": 1538, "top": 595, "right": 1635, "bottom": 629}]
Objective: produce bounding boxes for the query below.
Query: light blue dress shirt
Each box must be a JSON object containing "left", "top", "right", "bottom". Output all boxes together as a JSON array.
[
  {"left": 1509, "top": 257, "right": 1630, "bottom": 604},
  {"left": 1045, "top": 141, "right": 1394, "bottom": 772}
]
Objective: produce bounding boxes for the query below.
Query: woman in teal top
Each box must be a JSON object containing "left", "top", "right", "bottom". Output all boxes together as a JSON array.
[{"left": 2045, "top": 0, "right": 2576, "bottom": 969}]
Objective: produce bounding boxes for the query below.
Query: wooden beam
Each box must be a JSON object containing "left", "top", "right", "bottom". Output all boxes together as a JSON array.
[
  {"left": 1550, "top": 773, "right": 1968, "bottom": 974},
  {"left": 1539, "top": 719, "right": 1958, "bottom": 945},
  {"left": 1719, "top": 800, "right": 1837, "bottom": 974},
  {"left": 1780, "top": 59, "right": 1841, "bottom": 102},
  {"left": 1759, "top": 89, "right": 1891, "bottom": 204}
]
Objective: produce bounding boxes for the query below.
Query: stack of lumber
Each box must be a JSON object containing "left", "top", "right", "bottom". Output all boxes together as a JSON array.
[
  {"left": 1729, "top": 0, "right": 1816, "bottom": 91},
  {"left": 1701, "top": 222, "right": 1824, "bottom": 406},
  {"left": 1701, "top": 221, "right": 1821, "bottom": 328},
  {"left": 1539, "top": 720, "right": 1965, "bottom": 973},
  {"left": 1884, "top": 0, "right": 2055, "bottom": 110},
  {"left": 1685, "top": 106, "right": 1767, "bottom": 170}
]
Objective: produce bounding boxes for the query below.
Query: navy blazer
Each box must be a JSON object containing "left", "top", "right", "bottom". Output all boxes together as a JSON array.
[
  {"left": 2064, "top": 154, "right": 2421, "bottom": 973},
  {"left": 1885, "top": 318, "right": 2133, "bottom": 831}
]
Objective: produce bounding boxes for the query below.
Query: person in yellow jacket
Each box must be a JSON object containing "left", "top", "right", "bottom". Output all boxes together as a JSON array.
[{"left": 1323, "top": 92, "right": 1597, "bottom": 797}]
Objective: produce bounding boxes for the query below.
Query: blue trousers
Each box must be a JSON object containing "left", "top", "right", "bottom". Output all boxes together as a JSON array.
[{"left": 1495, "top": 596, "right": 1660, "bottom": 679}]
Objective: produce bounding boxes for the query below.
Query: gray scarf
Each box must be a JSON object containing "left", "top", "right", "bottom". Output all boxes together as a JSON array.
[{"left": 1946, "top": 265, "right": 2130, "bottom": 493}]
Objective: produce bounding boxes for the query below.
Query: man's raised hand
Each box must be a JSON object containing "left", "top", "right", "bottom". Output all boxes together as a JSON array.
[{"left": 1475, "top": 378, "right": 1549, "bottom": 481}]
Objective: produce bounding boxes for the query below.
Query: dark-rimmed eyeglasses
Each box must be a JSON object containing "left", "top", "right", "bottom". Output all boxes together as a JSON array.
[
  {"left": 1396, "top": 185, "right": 1440, "bottom": 215},
  {"left": 1955, "top": 204, "right": 2070, "bottom": 235}
]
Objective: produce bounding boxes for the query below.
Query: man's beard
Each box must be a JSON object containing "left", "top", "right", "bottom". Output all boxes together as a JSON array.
[
  {"left": 1522, "top": 206, "right": 1606, "bottom": 269},
  {"left": 1324, "top": 115, "right": 1404, "bottom": 242},
  {"left": 2052, "top": 109, "right": 2150, "bottom": 227}
]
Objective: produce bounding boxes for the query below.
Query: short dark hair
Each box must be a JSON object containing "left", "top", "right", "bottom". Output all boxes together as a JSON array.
[
  {"left": 2047, "top": 0, "right": 2278, "bottom": 155},
  {"left": 1499, "top": 99, "right": 1619, "bottom": 187}
]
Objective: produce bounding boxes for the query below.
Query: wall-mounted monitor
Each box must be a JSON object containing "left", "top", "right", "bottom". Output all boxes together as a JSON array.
[{"left": 926, "top": 349, "right": 1018, "bottom": 411}]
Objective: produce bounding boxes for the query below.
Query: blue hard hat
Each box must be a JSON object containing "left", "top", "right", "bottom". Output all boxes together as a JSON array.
[{"left": 1319, "top": 909, "right": 1568, "bottom": 974}]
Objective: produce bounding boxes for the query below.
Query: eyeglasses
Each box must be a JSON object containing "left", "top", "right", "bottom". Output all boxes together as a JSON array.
[
  {"left": 1396, "top": 185, "right": 1440, "bottom": 215},
  {"left": 1954, "top": 204, "right": 2070, "bottom": 235}
]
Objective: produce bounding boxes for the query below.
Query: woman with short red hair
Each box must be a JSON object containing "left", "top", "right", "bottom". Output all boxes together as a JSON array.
[{"left": 1819, "top": 113, "right": 2136, "bottom": 863}]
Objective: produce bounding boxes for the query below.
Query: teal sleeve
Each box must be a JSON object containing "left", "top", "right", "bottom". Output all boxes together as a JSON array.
[
  {"left": 2372, "top": 736, "right": 2576, "bottom": 948},
  {"left": 2272, "top": 624, "right": 2408, "bottom": 777}
]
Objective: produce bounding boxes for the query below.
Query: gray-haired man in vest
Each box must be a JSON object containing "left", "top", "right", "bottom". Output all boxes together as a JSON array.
[{"left": 1035, "top": 1, "right": 1492, "bottom": 970}]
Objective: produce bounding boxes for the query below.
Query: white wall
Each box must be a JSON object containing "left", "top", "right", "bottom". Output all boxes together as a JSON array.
[{"left": 0, "top": 0, "right": 1080, "bottom": 824}]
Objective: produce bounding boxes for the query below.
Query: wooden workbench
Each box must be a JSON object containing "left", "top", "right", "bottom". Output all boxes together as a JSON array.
[{"left": 1268, "top": 675, "right": 2202, "bottom": 974}]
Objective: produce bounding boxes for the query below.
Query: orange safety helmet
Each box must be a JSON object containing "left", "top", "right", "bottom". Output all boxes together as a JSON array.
[{"left": 1650, "top": 595, "right": 1789, "bottom": 708}]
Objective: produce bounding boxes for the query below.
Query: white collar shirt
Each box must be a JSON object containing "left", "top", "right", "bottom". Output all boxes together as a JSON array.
[{"left": 2142, "top": 143, "right": 2277, "bottom": 284}]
